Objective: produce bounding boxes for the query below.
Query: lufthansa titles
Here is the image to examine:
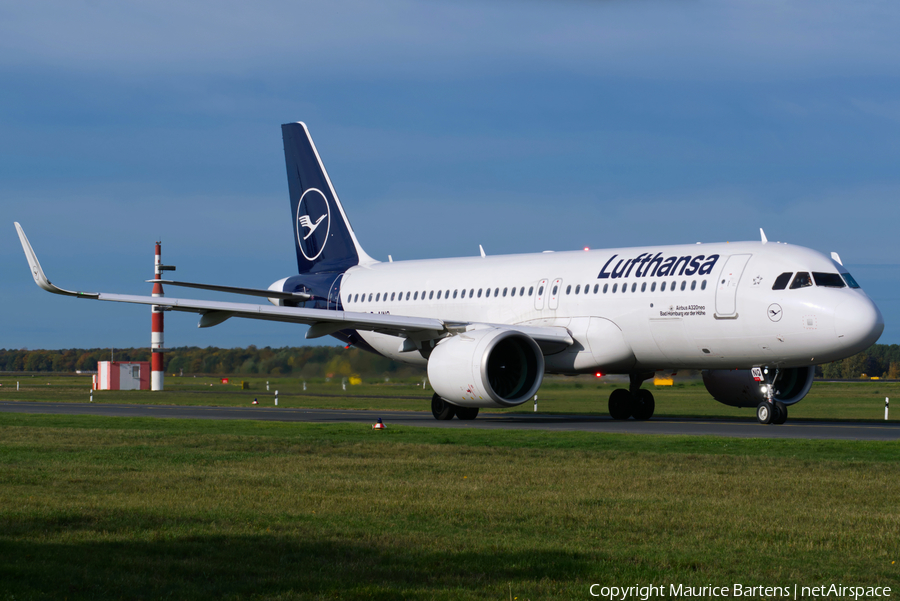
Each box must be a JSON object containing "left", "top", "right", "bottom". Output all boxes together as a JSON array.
[{"left": 598, "top": 253, "right": 719, "bottom": 280}]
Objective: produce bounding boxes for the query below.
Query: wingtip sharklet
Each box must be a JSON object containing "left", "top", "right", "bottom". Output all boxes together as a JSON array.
[{"left": 14, "top": 222, "right": 98, "bottom": 298}]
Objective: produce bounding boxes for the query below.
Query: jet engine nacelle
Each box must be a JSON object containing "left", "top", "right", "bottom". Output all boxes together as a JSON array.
[
  {"left": 702, "top": 366, "right": 815, "bottom": 408},
  {"left": 427, "top": 329, "right": 544, "bottom": 408}
]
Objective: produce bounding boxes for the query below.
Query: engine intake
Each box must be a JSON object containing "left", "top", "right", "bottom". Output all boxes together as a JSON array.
[
  {"left": 702, "top": 366, "right": 815, "bottom": 408},
  {"left": 427, "top": 329, "right": 544, "bottom": 408}
]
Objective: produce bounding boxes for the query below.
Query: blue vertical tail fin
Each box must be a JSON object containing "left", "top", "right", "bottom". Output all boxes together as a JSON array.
[{"left": 281, "top": 122, "right": 376, "bottom": 274}]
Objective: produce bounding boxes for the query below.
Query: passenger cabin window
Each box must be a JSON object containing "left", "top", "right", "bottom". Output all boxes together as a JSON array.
[
  {"left": 690, "top": 281, "right": 696, "bottom": 291},
  {"left": 376, "top": 293, "right": 381, "bottom": 301},
  {"left": 414, "top": 291, "right": 418, "bottom": 300},
  {"left": 612, "top": 283, "right": 618, "bottom": 293},
  {"left": 429, "top": 291, "right": 434, "bottom": 300},
  {"left": 537, "top": 286, "right": 543, "bottom": 295},
  {"left": 650, "top": 282, "right": 656, "bottom": 292},
  {"left": 631, "top": 283, "right": 636, "bottom": 292},
  {"left": 510, "top": 287, "right": 515, "bottom": 297},
  {"left": 477, "top": 288, "right": 482, "bottom": 298},
  {"left": 593, "top": 284, "right": 599, "bottom": 294},
  {"left": 772, "top": 272, "right": 792, "bottom": 290},
  {"left": 470, "top": 289, "right": 475, "bottom": 298},
  {"left": 812, "top": 273, "right": 846, "bottom": 288},
  {"left": 680, "top": 281, "right": 686, "bottom": 291},
  {"left": 494, "top": 288, "right": 499, "bottom": 297},
  {"left": 641, "top": 283, "right": 646, "bottom": 292},
  {"left": 661, "top": 282, "right": 666, "bottom": 292},
  {"left": 503, "top": 287, "right": 508, "bottom": 297},
  {"left": 701, "top": 280, "right": 707, "bottom": 290},
  {"left": 566, "top": 285, "right": 572, "bottom": 295},
  {"left": 603, "top": 284, "right": 608, "bottom": 293},
  {"left": 453, "top": 290, "right": 458, "bottom": 299},
  {"left": 520, "top": 287, "right": 525, "bottom": 296},
  {"left": 437, "top": 291, "right": 442, "bottom": 299},
  {"left": 790, "top": 272, "right": 812, "bottom": 289}
]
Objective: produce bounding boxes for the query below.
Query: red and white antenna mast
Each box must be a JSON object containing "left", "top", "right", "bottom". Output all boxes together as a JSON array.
[{"left": 152, "top": 242, "right": 176, "bottom": 391}]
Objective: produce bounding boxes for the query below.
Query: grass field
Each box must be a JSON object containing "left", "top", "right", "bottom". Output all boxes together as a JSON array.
[
  {"left": 2, "top": 373, "right": 897, "bottom": 421},
  {"left": 0, "top": 413, "right": 898, "bottom": 600}
]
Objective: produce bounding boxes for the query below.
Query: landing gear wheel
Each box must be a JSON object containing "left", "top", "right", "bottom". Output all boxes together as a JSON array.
[
  {"left": 772, "top": 401, "right": 788, "bottom": 425},
  {"left": 632, "top": 389, "right": 655, "bottom": 421},
  {"left": 608, "top": 389, "right": 632, "bottom": 420},
  {"left": 756, "top": 401, "right": 774, "bottom": 424},
  {"left": 455, "top": 406, "right": 479, "bottom": 420},
  {"left": 431, "top": 393, "right": 456, "bottom": 420}
]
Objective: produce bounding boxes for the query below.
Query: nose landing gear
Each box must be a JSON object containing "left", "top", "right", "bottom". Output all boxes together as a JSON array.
[
  {"left": 756, "top": 368, "right": 788, "bottom": 425},
  {"left": 608, "top": 373, "right": 656, "bottom": 420}
]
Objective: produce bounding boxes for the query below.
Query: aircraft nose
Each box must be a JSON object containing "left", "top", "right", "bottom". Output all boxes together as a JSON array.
[{"left": 834, "top": 295, "right": 884, "bottom": 352}]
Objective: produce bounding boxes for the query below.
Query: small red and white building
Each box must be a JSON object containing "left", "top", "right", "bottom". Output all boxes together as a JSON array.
[{"left": 94, "top": 361, "right": 150, "bottom": 391}]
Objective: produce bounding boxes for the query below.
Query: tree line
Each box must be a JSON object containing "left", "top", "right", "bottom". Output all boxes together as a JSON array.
[
  {"left": 0, "top": 345, "right": 425, "bottom": 379},
  {"left": 2, "top": 343, "right": 899, "bottom": 380}
]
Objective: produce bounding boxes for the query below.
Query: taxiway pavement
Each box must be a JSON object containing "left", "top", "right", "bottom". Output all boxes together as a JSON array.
[{"left": 1, "top": 401, "right": 898, "bottom": 440}]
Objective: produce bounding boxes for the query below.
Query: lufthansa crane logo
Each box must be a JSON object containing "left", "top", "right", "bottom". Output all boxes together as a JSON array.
[
  {"left": 767, "top": 303, "right": 783, "bottom": 322},
  {"left": 296, "top": 188, "right": 331, "bottom": 261}
]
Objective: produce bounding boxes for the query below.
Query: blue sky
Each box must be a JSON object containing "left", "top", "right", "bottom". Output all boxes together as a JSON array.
[{"left": 2, "top": 0, "right": 900, "bottom": 349}]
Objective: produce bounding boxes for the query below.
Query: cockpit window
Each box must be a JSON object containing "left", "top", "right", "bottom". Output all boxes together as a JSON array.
[
  {"left": 772, "top": 272, "right": 792, "bottom": 290},
  {"left": 812, "top": 272, "right": 846, "bottom": 288},
  {"left": 790, "top": 272, "right": 812, "bottom": 289},
  {"left": 842, "top": 273, "right": 861, "bottom": 289}
]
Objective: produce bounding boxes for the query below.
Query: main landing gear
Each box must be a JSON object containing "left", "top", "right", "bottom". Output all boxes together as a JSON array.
[
  {"left": 431, "top": 393, "right": 479, "bottom": 420},
  {"left": 608, "top": 373, "right": 655, "bottom": 421},
  {"left": 756, "top": 367, "right": 787, "bottom": 425}
]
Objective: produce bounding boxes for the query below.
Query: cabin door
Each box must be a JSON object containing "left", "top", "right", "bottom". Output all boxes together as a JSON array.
[{"left": 715, "top": 254, "right": 752, "bottom": 317}]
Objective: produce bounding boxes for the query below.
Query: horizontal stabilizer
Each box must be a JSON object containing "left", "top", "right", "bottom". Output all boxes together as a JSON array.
[{"left": 148, "top": 279, "right": 310, "bottom": 301}]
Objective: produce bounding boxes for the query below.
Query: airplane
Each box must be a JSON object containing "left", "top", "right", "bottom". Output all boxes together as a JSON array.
[{"left": 15, "top": 122, "right": 884, "bottom": 424}]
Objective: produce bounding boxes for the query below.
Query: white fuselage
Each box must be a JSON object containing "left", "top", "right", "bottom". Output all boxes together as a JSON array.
[{"left": 339, "top": 241, "right": 883, "bottom": 373}]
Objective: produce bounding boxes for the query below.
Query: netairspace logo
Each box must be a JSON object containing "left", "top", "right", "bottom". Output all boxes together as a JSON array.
[{"left": 588, "top": 583, "right": 892, "bottom": 600}]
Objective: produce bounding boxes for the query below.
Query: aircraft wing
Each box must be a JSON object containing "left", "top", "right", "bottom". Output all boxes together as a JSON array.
[{"left": 15, "top": 223, "right": 572, "bottom": 350}]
